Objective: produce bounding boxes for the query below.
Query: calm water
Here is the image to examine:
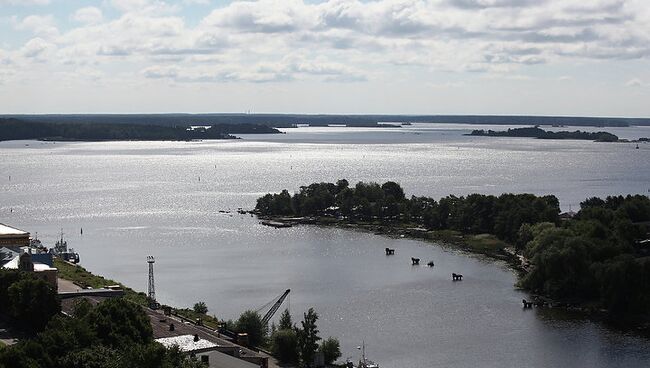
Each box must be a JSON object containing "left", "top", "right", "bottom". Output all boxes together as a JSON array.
[{"left": 1, "top": 123, "right": 650, "bottom": 367}]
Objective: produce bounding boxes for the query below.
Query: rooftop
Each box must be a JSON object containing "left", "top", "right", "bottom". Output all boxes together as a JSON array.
[
  {"left": 0, "top": 223, "right": 29, "bottom": 238},
  {"left": 156, "top": 334, "right": 218, "bottom": 352}
]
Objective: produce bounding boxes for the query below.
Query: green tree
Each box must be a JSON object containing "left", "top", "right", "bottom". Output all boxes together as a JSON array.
[
  {"left": 193, "top": 301, "right": 208, "bottom": 314},
  {"left": 318, "top": 337, "right": 341, "bottom": 365},
  {"left": 235, "top": 310, "right": 267, "bottom": 347},
  {"left": 7, "top": 276, "right": 60, "bottom": 333},
  {"left": 297, "top": 308, "right": 320, "bottom": 367},
  {"left": 381, "top": 181, "right": 405, "bottom": 201},
  {"left": 86, "top": 298, "right": 153, "bottom": 348},
  {"left": 278, "top": 309, "right": 293, "bottom": 330},
  {"left": 270, "top": 329, "right": 299, "bottom": 364}
]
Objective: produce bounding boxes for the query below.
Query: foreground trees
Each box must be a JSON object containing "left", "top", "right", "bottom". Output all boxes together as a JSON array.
[
  {"left": 0, "top": 270, "right": 60, "bottom": 333},
  {"left": 266, "top": 308, "right": 340, "bottom": 367},
  {"left": 0, "top": 298, "right": 205, "bottom": 368}
]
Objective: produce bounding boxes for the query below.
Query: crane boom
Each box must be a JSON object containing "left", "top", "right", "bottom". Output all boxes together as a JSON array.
[{"left": 262, "top": 289, "right": 290, "bottom": 325}]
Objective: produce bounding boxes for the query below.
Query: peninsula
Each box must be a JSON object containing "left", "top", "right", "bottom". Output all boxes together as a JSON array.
[{"left": 255, "top": 180, "right": 650, "bottom": 324}]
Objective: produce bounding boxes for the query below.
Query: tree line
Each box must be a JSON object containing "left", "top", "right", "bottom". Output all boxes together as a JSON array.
[
  {"left": 256, "top": 179, "right": 560, "bottom": 243},
  {"left": 520, "top": 195, "right": 650, "bottom": 318},
  {"left": 256, "top": 181, "right": 650, "bottom": 319},
  {"left": 0, "top": 118, "right": 281, "bottom": 142}
]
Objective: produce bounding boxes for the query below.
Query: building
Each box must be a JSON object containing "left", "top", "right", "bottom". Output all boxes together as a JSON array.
[
  {"left": 2, "top": 250, "right": 58, "bottom": 289},
  {"left": 0, "top": 223, "right": 58, "bottom": 290},
  {"left": 156, "top": 334, "right": 260, "bottom": 368},
  {"left": 0, "top": 223, "right": 30, "bottom": 250}
]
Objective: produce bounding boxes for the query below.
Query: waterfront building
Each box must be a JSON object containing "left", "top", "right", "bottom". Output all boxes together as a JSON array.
[
  {"left": 0, "top": 223, "right": 30, "bottom": 250},
  {"left": 0, "top": 223, "right": 58, "bottom": 289}
]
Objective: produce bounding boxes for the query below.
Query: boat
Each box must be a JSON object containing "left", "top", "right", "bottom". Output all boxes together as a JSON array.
[
  {"left": 49, "top": 231, "right": 80, "bottom": 263},
  {"left": 348, "top": 341, "right": 379, "bottom": 368}
]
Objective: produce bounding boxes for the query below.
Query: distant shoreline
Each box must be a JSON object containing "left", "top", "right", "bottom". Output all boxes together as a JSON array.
[
  {"left": 2, "top": 113, "right": 650, "bottom": 128},
  {"left": 0, "top": 118, "right": 281, "bottom": 142}
]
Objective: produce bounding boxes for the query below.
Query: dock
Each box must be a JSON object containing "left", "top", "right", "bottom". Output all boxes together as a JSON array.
[{"left": 260, "top": 220, "right": 292, "bottom": 228}]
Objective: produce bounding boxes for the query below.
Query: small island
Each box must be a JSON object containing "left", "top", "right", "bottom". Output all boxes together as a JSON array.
[
  {"left": 255, "top": 180, "right": 650, "bottom": 325},
  {"left": 0, "top": 118, "right": 281, "bottom": 142},
  {"left": 469, "top": 126, "right": 619, "bottom": 142}
]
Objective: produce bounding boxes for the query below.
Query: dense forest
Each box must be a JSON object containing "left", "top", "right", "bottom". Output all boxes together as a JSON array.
[
  {"left": 0, "top": 118, "right": 280, "bottom": 141},
  {"left": 470, "top": 127, "right": 620, "bottom": 142},
  {"left": 2, "top": 114, "right": 649, "bottom": 128},
  {"left": 256, "top": 181, "right": 650, "bottom": 319}
]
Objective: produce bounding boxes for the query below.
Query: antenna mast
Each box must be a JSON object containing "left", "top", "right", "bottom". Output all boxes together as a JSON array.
[{"left": 147, "top": 256, "right": 157, "bottom": 308}]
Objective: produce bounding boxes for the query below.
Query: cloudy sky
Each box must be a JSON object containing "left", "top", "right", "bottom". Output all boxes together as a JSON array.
[{"left": 1, "top": 0, "right": 650, "bottom": 116}]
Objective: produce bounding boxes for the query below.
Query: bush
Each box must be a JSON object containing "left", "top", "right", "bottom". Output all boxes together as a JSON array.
[
  {"left": 193, "top": 301, "right": 208, "bottom": 314},
  {"left": 319, "top": 337, "right": 341, "bottom": 365},
  {"left": 271, "top": 329, "right": 299, "bottom": 364}
]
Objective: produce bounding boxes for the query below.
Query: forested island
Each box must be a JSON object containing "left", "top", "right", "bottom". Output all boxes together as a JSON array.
[
  {"left": 469, "top": 127, "right": 619, "bottom": 142},
  {"left": 0, "top": 118, "right": 280, "bottom": 142},
  {"left": 256, "top": 181, "right": 650, "bottom": 322}
]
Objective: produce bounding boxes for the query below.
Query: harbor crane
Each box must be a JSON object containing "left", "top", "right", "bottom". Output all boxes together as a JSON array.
[{"left": 256, "top": 289, "right": 291, "bottom": 325}]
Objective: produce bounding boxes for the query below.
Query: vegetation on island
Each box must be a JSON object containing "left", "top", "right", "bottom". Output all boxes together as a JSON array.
[
  {"left": 0, "top": 118, "right": 281, "bottom": 142},
  {"left": 256, "top": 180, "right": 650, "bottom": 321},
  {"left": 469, "top": 126, "right": 619, "bottom": 142},
  {"left": 256, "top": 179, "right": 560, "bottom": 244}
]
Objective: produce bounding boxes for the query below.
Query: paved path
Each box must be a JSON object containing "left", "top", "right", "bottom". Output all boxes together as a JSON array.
[{"left": 57, "top": 278, "right": 80, "bottom": 292}]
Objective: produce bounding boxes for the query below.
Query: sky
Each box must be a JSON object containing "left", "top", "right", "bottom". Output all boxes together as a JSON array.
[{"left": 1, "top": 0, "right": 650, "bottom": 116}]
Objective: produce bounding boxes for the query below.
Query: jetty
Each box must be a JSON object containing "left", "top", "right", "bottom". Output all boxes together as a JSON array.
[{"left": 260, "top": 220, "right": 292, "bottom": 228}]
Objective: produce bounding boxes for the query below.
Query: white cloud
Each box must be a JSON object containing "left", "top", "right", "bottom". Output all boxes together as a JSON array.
[
  {"left": 625, "top": 78, "right": 645, "bottom": 87},
  {"left": 71, "top": 7, "right": 103, "bottom": 25},
  {"left": 3, "top": 0, "right": 650, "bottom": 114},
  {"left": 110, "top": 0, "right": 180, "bottom": 14},
  {"left": 13, "top": 14, "right": 59, "bottom": 39},
  {"left": 21, "top": 37, "right": 55, "bottom": 59}
]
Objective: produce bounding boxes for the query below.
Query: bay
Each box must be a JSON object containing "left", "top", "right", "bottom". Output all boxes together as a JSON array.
[{"left": 1, "top": 123, "right": 649, "bottom": 367}]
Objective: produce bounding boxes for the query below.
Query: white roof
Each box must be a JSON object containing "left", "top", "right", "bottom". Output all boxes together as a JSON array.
[
  {"left": 156, "top": 335, "right": 218, "bottom": 352},
  {"left": 33, "top": 263, "right": 57, "bottom": 272},
  {"left": 2, "top": 255, "right": 19, "bottom": 269},
  {"left": 0, "top": 223, "right": 29, "bottom": 237}
]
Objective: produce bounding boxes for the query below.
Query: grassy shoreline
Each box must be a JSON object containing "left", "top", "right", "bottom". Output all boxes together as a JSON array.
[
  {"left": 262, "top": 215, "right": 518, "bottom": 264},
  {"left": 53, "top": 258, "right": 220, "bottom": 329}
]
